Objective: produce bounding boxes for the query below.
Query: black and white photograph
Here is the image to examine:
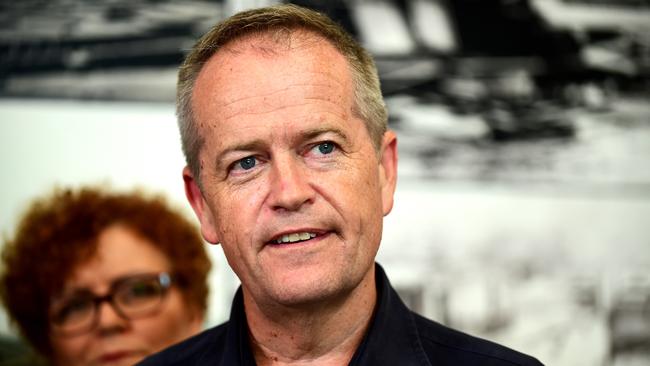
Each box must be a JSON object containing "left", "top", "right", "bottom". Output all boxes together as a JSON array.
[{"left": 1, "top": 1, "right": 649, "bottom": 365}]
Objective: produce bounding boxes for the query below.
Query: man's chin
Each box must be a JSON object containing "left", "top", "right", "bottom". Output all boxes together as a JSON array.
[{"left": 261, "top": 276, "right": 348, "bottom": 308}]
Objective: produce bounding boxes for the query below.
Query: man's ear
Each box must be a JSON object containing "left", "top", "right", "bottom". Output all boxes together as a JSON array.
[
  {"left": 378, "top": 130, "right": 398, "bottom": 216},
  {"left": 183, "top": 166, "right": 220, "bottom": 244}
]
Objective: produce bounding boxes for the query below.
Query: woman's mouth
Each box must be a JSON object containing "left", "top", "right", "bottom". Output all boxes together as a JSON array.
[{"left": 98, "top": 350, "right": 138, "bottom": 364}]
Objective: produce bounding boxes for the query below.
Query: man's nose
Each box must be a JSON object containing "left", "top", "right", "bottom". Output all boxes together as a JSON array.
[
  {"left": 96, "top": 301, "right": 128, "bottom": 334},
  {"left": 268, "top": 155, "right": 314, "bottom": 212}
]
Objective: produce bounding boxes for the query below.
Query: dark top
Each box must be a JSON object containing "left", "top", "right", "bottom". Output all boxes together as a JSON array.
[{"left": 139, "top": 264, "right": 543, "bottom": 365}]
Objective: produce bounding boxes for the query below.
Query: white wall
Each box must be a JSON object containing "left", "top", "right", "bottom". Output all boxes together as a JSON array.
[{"left": 2, "top": 98, "right": 649, "bottom": 365}]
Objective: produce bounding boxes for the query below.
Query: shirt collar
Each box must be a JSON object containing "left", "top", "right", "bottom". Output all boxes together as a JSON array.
[
  {"left": 349, "top": 264, "right": 431, "bottom": 366},
  {"left": 219, "top": 287, "right": 255, "bottom": 365}
]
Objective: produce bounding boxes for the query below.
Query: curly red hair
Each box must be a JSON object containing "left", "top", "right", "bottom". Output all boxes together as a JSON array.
[{"left": 0, "top": 187, "right": 211, "bottom": 356}]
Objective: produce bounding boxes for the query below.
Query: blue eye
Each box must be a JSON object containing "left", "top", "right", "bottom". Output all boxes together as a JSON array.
[
  {"left": 238, "top": 157, "right": 256, "bottom": 170},
  {"left": 317, "top": 142, "right": 335, "bottom": 155}
]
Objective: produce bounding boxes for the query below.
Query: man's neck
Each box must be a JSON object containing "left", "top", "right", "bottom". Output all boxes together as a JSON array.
[{"left": 243, "top": 268, "right": 377, "bottom": 366}]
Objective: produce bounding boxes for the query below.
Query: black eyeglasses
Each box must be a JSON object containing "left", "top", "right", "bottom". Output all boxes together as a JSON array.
[{"left": 49, "top": 272, "right": 173, "bottom": 336}]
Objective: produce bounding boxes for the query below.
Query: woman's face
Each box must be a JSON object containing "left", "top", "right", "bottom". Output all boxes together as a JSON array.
[{"left": 49, "top": 224, "right": 203, "bottom": 366}]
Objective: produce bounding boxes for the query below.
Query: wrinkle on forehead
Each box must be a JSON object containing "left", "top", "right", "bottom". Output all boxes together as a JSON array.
[
  {"left": 218, "top": 83, "right": 348, "bottom": 122},
  {"left": 220, "top": 77, "right": 346, "bottom": 108}
]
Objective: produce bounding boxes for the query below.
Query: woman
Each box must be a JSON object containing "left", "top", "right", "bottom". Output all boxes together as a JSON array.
[{"left": 0, "top": 187, "right": 211, "bottom": 366}]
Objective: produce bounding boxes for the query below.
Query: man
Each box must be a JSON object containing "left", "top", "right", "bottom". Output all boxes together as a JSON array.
[{"left": 141, "top": 4, "right": 543, "bottom": 366}]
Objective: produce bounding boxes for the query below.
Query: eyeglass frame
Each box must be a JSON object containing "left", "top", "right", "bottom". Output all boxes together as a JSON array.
[{"left": 48, "top": 272, "right": 174, "bottom": 336}]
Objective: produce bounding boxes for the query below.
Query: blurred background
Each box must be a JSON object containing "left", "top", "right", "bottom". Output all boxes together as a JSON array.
[{"left": 1, "top": 0, "right": 649, "bottom": 365}]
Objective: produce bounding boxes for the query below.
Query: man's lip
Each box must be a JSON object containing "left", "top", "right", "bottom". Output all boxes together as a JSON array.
[{"left": 266, "top": 228, "right": 329, "bottom": 244}]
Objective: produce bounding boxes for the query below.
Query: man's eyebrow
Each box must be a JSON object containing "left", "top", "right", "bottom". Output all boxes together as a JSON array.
[
  {"left": 215, "top": 139, "right": 267, "bottom": 170},
  {"left": 221, "top": 139, "right": 267, "bottom": 155},
  {"left": 300, "top": 126, "right": 349, "bottom": 143},
  {"left": 222, "top": 127, "right": 349, "bottom": 154}
]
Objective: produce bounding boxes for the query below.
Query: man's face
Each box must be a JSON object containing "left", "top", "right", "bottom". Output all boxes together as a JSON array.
[{"left": 185, "top": 33, "right": 397, "bottom": 306}]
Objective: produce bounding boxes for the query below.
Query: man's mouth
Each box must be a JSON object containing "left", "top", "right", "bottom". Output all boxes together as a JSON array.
[
  {"left": 267, "top": 228, "right": 335, "bottom": 246},
  {"left": 272, "top": 232, "right": 318, "bottom": 244}
]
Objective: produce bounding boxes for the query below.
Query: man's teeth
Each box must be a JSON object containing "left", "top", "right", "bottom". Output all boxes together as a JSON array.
[{"left": 275, "top": 232, "right": 317, "bottom": 244}]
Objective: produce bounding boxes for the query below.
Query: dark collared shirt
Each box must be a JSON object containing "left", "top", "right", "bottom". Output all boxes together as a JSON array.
[{"left": 139, "top": 264, "right": 543, "bottom": 365}]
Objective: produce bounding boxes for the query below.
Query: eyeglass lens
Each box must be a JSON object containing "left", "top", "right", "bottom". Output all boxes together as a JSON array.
[{"left": 50, "top": 273, "right": 171, "bottom": 336}]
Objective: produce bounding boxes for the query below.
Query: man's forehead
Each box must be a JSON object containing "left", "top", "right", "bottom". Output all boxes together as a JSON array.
[{"left": 191, "top": 30, "right": 354, "bottom": 132}]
